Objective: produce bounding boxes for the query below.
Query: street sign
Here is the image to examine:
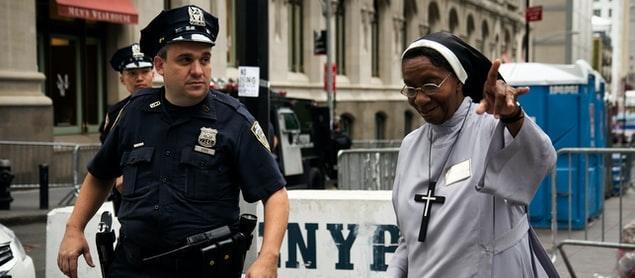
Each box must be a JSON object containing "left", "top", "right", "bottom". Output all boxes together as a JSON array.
[
  {"left": 238, "top": 66, "right": 260, "bottom": 97},
  {"left": 314, "top": 30, "right": 327, "bottom": 55},
  {"left": 526, "top": 6, "right": 543, "bottom": 22}
]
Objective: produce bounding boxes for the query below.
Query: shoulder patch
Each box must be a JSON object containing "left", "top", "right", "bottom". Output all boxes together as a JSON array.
[{"left": 251, "top": 121, "right": 271, "bottom": 152}]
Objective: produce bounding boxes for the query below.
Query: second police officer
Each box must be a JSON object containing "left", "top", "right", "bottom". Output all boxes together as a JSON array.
[
  {"left": 100, "top": 43, "right": 155, "bottom": 212},
  {"left": 57, "top": 5, "right": 289, "bottom": 278}
]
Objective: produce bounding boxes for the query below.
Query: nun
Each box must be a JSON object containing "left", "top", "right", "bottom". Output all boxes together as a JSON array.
[{"left": 387, "top": 32, "right": 558, "bottom": 277}]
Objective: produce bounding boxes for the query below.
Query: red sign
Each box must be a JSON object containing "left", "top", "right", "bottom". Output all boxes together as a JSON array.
[
  {"left": 324, "top": 64, "right": 337, "bottom": 91},
  {"left": 56, "top": 0, "right": 138, "bottom": 24},
  {"left": 526, "top": 6, "right": 543, "bottom": 22}
]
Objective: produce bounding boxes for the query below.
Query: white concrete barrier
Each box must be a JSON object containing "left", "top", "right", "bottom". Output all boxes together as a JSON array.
[
  {"left": 264, "top": 190, "right": 397, "bottom": 277},
  {"left": 46, "top": 202, "right": 120, "bottom": 278},
  {"left": 46, "top": 190, "right": 398, "bottom": 277}
]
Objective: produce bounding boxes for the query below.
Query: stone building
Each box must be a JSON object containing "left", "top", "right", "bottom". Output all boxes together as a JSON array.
[{"left": 0, "top": 0, "right": 526, "bottom": 142}]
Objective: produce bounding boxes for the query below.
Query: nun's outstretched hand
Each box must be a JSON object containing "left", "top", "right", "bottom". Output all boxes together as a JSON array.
[{"left": 475, "top": 59, "right": 529, "bottom": 118}]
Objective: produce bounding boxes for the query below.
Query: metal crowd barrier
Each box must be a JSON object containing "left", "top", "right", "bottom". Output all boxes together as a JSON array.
[
  {"left": 0, "top": 140, "right": 101, "bottom": 205},
  {"left": 337, "top": 148, "right": 399, "bottom": 190},
  {"left": 351, "top": 140, "right": 402, "bottom": 149},
  {"left": 550, "top": 148, "right": 635, "bottom": 277}
]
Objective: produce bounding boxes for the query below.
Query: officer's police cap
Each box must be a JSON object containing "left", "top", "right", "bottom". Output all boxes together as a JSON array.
[
  {"left": 140, "top": 5, "right": 219, "bottom": 58},
  {"left": 109, "top": 43, "right": 153, "bottom": 72}
]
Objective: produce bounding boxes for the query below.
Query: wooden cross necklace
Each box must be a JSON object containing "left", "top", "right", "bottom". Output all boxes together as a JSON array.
[{"left": 415, "top": 102, "right": 471, "bottom": 242}]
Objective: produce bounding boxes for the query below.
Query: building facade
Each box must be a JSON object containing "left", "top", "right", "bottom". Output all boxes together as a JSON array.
[{"left": 1, "top": 0, "right": 527, "bottom": 142}]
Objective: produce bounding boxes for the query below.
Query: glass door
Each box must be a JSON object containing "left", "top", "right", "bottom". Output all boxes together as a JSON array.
[{"left": 48, "top": 36, "right": 81, "bottom": 134}]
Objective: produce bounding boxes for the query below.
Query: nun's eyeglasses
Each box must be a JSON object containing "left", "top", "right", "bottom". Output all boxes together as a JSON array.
[{"left": 400, "top": 73, "right": 451, "bottom": 98}]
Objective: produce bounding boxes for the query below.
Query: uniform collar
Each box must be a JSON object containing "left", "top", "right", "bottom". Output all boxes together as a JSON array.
[
  {"left": 141, "top": 88, "right": 217, "bottom": 121},
  {"left": 190, "top": 91, "right": 217, "bottom": 121}
]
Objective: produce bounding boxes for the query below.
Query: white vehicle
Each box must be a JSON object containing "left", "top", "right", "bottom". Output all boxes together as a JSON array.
[{"left": 0, "top": 224, "right": 35, "bottom": 278}]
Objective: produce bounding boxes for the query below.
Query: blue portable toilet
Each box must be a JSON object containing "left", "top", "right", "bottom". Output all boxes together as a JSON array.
[{"left": 500, "top": 62, "right": 604, "bottom": 229}]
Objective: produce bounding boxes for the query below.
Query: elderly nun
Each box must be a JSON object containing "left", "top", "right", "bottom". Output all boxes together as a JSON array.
[{"left": 387, "top": 32, "right": 558, "bottom": 277}]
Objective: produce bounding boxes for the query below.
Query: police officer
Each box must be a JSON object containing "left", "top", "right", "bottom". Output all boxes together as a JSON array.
[
  {"left": 99, "top": 43, "right": 154, "bottom": 143},
  {"left": 99, "top": 43, "right": 155, "bottom": 211},
  {"left": 57, "top": 5, "right": 289, "bottom": 278}
]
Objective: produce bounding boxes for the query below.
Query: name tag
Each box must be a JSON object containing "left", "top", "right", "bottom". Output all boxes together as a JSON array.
[
  {"left": 194, "top": 145, "right": 215, "bottom": 155},
  {"left": 445, "top": 159, "right": 471, "bottom": 186}
]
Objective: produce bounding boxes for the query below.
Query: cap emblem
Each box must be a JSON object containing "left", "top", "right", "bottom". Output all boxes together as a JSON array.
[
  {"left": 131, "top": 44, "right": 144, "bottom": 59},
  {"left": 188, "top": 6, "right": 206, "bottom": 27}
]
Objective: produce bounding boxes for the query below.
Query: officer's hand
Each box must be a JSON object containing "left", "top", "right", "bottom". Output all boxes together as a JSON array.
[
  {"left": 245, "top": 255, "right": 278, "bottom": 278},
  {"left": 114, "top": 176, "right": 124, "bottom": 193},
  {"left": 57, "top": 227, "right": 95, "bottom": 278}
]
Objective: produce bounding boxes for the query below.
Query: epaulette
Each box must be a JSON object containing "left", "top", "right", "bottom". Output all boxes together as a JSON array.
[
  {"left": 212, "top": 90, "right": 241, "bottom": 110},
  {"left": 212, "top": 91, "right": 255, "bottom": 122},
  {"left": 111, "top": 88, "right": 160, "bottom": 130},
  {"left": 130, "top": 87, "right": 159, "bottom": 100}
]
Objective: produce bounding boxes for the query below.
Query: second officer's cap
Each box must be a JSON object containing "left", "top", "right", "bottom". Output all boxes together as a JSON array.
[
  {"left": 140, "top": 5, "right": 219, "bottom": 58},
  {"left": 109, "top": 43, "right": 153, "bottom": 72}
]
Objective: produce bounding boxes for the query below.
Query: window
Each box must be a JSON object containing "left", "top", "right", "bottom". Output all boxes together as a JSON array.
[
  {"left": 375, "top": 112, "right": 387, "bottom": 140},
  {"left": 371, "top": 0, "right": 380, "bottom": 77},
  {"left": 226, "top": 0, "right": 237, "bottom": 67},
  {"left": 467, "top": 15, "right": 475, "bottom": 42},
  {"left": 428, "top": 2, "right": 440, "bottom": 34},
  {"left": 335, "top": 1, "right": 346, "bottom": 75},
  {"left": 449, "top": 8, "right": 459, "bottom": 33},
  {"left": 404, "top": 111, "right": 414, "bottom": 135},
  {"left": 608, "top": 9, "right": 612, "bottom": 17},
  {"left": 288, "top": 0, "right": 304, "bottom": 72},
  {"left": 481, "top": 21, "right": 489, "bottom": 52},
  {"left": 593, "top": 9, "right": 601, "bottom": 17},
  {"left": 340, "top": 114, "right": 354, "bottom": 138}
]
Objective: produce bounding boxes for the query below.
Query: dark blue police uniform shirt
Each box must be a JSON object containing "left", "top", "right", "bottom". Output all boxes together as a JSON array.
[{"left": 88, "top": 87, "right": 285, "bottom": 251}]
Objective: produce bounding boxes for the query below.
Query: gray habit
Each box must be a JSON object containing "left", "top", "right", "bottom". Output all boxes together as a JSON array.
[{"left": 387, "top": 98, "right": 557, "bottom": 277}]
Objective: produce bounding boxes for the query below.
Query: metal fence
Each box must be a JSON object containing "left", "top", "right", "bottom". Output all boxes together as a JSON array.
[
  {"left": 549, "top": 148, "right": 635, "bottom": 277},
  {"left": 351, "top": 140, "right": 402, "bottom": 149},
  {"left": 0, "top": 141, "right": 101, "bottom": 204},
  {"left": 336, "top": 146, "right": 635, "bottom": 276},
  {"left": 337, "top": 148, "right": 399, "bottom": 190}
]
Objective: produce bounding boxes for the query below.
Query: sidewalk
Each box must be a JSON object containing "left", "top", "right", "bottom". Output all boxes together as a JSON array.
[
  {"left": 536, "top": 187, "right": 635, "bottom": 277},
  {"left": 0, "top": 187, "right": 75, "bottom": 225}
]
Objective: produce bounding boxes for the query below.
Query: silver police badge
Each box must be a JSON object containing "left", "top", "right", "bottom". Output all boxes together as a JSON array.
[
  {"left": 188, "top": 6, "right": 205, "bottom": 26},
  {"left": 198, "top": 127, "right": 217, "bottom": 148}
]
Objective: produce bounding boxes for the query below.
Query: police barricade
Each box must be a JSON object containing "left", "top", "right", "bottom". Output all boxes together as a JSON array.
[
  {"left": 550, "top": 148, "right": 635, "bottom": 277},
  {"left": 337, "top": 148, "right": 399, "bottom": 190},
  {"left": 351, "top": 140, "right": 402, "bottom": 149},
  {"left": 0, "top": 141, "right": 101, "bottom": 205}
]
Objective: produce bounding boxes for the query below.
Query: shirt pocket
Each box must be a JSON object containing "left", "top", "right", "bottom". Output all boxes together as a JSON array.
[
  {"left": 120, "top": 147, "right": 154, "bottom": 197},
  {"left": 179, "top": 147, "right": 230, "bottom": 201}
]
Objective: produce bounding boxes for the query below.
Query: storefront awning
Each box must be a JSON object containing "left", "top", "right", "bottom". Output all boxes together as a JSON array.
[{"left": 56, "top": 0, "right": 138, "bottom": 24}]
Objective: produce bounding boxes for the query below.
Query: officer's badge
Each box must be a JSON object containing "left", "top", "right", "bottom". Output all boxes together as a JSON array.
[
  {"left": 188, "top": 6, "right": 205, "bottom": 26},
  {"left": 198, "top": 127, "right": 217, "bottom": 148},
  {"left": 132, "top": 44, "right": 144, "bottom": 59},
  {"left": 250, "top": 122, "right": 270, "bottom": 152}
]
